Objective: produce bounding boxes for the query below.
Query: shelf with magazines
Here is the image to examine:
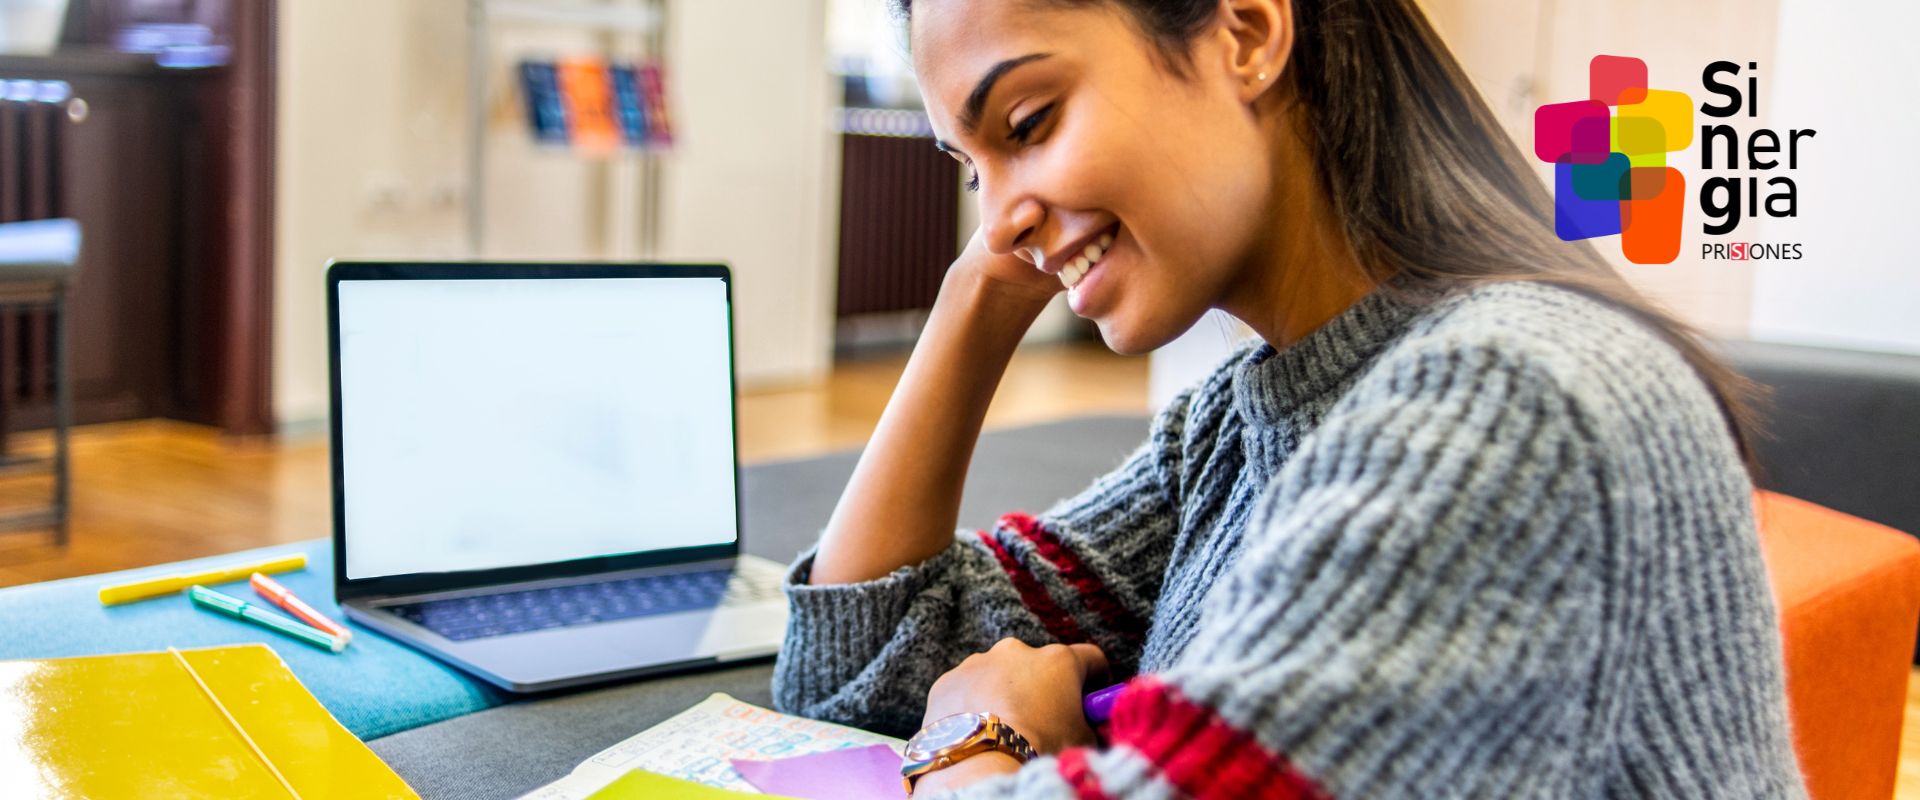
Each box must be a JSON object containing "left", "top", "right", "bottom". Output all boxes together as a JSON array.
[{"left": 464, "top": 0, "right": 674, "bottom": 257}]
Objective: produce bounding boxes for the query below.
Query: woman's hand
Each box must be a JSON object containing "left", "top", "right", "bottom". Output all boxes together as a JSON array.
[
  {"left": 922, "top": 638, "right": 1110, "bottom": 756},
  {"left": 948, "top": 226, "right": 1061, "bottom": 311}
]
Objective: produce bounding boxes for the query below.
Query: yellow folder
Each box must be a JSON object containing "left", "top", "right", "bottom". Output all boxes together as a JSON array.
[{"left": 0, "top": 644, "right": 416, "bottom": 799}]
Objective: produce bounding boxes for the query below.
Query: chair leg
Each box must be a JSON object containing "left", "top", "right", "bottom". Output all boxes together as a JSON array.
[{"left": 50, "top": 289, "right": 69, "bottom": 548}]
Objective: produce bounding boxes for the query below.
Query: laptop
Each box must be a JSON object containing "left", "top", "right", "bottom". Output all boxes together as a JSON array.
[{"left": 326, "top": 261, "right": 789, "bottom": 693}]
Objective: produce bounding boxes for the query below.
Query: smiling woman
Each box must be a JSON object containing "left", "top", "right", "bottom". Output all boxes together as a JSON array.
[{"left": 774, "top": 1, "right": 1806, "bottom": 798}]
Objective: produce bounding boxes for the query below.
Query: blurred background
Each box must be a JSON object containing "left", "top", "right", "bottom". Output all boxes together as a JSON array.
[
  {"left": 0, "top": 0, "right": 1913, "bottom": 794},
  {"left": 0, "top": 0, "right": 1908, "bottom": 603}
]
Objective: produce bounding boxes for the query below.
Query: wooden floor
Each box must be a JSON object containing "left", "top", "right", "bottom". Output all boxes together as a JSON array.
[
  {"left": 0, "top": 340, "right": 1914, "bottom": 798},
  {"left": 0, "top": 342, "right": 1151, "bottom": 586}
]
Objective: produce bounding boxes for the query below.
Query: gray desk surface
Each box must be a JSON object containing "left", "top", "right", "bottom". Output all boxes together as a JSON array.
[{"left": 368, "top": 414, "right": 1150, "bottom": 799}]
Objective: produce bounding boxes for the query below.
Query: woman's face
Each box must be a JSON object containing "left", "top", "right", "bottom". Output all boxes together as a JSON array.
[{"left": 913, "top": 1, "right": 1281, "bottom": 354}]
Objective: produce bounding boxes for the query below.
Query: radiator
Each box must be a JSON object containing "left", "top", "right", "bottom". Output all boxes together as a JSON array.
[
  {"left": 835, "top": 108, "right": 959, "bottom": 318},
  {"left": 0, "top": 84, "right": 74, "bottom": 420}
]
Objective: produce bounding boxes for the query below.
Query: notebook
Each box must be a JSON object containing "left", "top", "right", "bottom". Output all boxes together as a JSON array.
[
  {"left": 519, "top": 693, "right": 904, "bottom": 799},
  {"left": 0, "top": 644, "right": 416, "bottom": 798}
]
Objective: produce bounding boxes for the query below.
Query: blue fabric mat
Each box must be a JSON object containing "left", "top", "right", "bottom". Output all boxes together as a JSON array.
[{"left": 0, "top": 539, "right": 506, "bottom": 739}]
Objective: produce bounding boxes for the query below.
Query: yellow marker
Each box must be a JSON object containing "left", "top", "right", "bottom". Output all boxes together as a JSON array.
[{"left": 97, "top": 554, "right": 308, "bottom": 606}]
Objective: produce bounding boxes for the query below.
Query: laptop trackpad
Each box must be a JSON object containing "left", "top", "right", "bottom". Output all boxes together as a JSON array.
[
  {"left": 601, "top": 611, "right": 708, "bottom": 659},
  {"left": 443, "top": 611, "right": 719, "bottom": 687},
  {"left": 693, "top": 604, "right": 788, "bottom": 660},
  {"left": 590, "top": 603, "right": 785, "bottom": 664}
]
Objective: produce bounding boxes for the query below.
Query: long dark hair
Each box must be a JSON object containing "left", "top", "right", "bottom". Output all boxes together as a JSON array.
[{"left": 895, "top": 0, "right": 1763, "bottom": 472}]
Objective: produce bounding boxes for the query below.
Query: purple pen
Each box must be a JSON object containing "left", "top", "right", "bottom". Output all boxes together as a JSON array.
[{"left": 1083, "top": 683, "right": 1128, "bottom": 724}]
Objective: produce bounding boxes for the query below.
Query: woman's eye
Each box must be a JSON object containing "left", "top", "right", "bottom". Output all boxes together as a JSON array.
[
  {"left": 964, "top": 171, "right": 980, "bottom": 193},
  {"left": 1007, "top": 103, "right": 1056, "bottom": 144}
]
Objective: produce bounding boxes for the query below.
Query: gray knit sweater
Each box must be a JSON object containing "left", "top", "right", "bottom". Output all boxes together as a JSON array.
[{"left": 772, "top": 281, "right": 1807, "bottom": 799}]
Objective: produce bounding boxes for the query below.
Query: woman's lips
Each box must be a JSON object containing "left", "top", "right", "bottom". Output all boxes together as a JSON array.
[
  {"left": 1066, "top": 225, "right": 1120, "bottom": 316},
  {"left": 1058, "top": 228, "right": 1114, "bottom": 290}
]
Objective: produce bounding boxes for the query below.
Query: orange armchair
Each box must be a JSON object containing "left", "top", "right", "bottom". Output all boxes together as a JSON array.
[{"left": 1756, "top": 490, "right": 1920, "bottom": 800}]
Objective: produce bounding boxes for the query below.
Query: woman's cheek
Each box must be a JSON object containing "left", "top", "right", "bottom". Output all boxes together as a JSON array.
[{"left": 1034, "top": 145, "right": 1114, "bottom": 208}]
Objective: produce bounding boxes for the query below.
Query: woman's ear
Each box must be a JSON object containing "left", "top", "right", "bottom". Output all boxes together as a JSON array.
[{"left": 1216, "top": 0, "right": 1293, "bottom": 104}]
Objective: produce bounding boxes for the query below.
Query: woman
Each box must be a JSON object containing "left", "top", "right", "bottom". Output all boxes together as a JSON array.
[{"left": 774, "top": 0, "right": 1806, "bottom": 797}]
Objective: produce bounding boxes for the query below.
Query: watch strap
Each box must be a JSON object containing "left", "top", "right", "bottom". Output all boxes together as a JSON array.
[
  {"left": 983, "top": 717, "right": 1038, "bottom": 763},
  {"left": 901, "top": 713, "right": 1037, "bottom": 793}
]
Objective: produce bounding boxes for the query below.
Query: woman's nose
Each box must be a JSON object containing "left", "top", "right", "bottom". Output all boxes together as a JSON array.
[{"left": 980, "top": 192, "right": 1045, "bottom": 257}]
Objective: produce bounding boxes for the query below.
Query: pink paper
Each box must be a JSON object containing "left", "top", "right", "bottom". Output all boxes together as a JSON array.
[{"left": 731, "top": 743, "right": 905, "bottom": 800}]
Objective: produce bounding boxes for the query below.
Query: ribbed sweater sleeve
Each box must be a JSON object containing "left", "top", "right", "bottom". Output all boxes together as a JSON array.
[
  {"left": 952, "top": 345, "right": 1634, "bottom": 799},
  {"left": 770, "top": 397, "right": 1190, "bottom": 736}
]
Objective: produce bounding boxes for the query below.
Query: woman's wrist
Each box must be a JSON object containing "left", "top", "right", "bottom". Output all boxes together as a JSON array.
[
  {"left": 910, "top": 750, "right": 1024, "bottom": 796},
  {"left": 937, "top": 259, "right": 1055, "bottom": 334}
]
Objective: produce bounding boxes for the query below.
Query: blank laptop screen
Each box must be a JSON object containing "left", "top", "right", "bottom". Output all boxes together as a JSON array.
[{"left": 337, "top": 276, "right": 738, "bottom": 580}]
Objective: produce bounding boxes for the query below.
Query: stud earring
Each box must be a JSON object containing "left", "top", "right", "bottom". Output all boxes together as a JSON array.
[{"left": 1257, "top": 71, "right": 1267, "bottom": 82}]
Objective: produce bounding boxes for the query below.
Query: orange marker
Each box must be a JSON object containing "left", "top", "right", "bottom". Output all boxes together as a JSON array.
[{"left": 250, "top": 572, "right": 353, "bottom": 646}]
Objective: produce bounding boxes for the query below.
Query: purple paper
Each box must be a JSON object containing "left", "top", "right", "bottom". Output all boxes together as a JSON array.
[{"left": 731, "top": 744, "right": 905, "bottom": 800}]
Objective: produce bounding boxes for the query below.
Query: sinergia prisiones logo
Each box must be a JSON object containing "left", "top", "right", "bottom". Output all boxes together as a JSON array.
[{"left": 1534, "top": 56, "right": 1814, "bottom": 263}]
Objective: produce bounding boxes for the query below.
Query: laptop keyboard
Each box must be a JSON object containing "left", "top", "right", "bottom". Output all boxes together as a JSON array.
[{"left": 386, "top": 566, "right": 783, "bottom": 642}]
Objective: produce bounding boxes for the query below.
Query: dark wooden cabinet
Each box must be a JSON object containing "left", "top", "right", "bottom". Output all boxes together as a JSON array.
[
  {"left": 0, "top": 0, "right": 274, "bottom": 436},
  {"left": 0, "top": 54, "right": 201, "bottom": 429}
]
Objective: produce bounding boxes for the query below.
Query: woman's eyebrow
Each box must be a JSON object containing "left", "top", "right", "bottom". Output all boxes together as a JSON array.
[{"left": 958, "top": 52, "right": 1052, "bottom": 134}]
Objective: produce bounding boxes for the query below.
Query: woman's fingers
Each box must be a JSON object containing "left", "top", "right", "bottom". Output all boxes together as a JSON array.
[
  {"left": 976, "top": 638, "right": 1109, "bottom": 684},
  {"left": 1066, "top": 642, "right": 1110, "bottom": 684}
]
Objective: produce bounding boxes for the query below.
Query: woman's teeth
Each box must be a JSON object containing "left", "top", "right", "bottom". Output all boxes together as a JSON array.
[{"left": 1060, "top": 232, "right": 1115, "bottom": 290}]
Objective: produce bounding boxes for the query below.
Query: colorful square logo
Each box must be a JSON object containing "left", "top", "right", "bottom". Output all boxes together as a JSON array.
[{"left": 1534, "top": 56, "right": 1691, "bottom": 264}]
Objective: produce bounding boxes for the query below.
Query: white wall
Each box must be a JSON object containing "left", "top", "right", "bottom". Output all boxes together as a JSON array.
[
  {"left": 1747, "top": 0, "right": 1920, "bottom": 354},
  {"left": 276, "top": 0, "right": 467, "bottom": 429},
  {"left": 274, "top": 0, "right": 837, "bottom": 429},
  {"left": 655, "top": 0, "right": 838, "bottom": 389}
]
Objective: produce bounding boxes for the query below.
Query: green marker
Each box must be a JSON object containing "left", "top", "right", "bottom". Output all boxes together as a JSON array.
[{"left": 188, "top": 584, "right": 346, "bottom": 653}]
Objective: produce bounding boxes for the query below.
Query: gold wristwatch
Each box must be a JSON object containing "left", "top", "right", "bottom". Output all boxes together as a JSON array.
[{"left": 899, "top": 711, "right": 1037, "bottom": 793}]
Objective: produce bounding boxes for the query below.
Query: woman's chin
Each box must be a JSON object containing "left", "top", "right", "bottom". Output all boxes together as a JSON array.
[
  {"left": 1093, "top": 315, "right": 1181, "bottom": 357},
  {"left": 1090, "top": 301, "right": 1221, "bottom": 352}
]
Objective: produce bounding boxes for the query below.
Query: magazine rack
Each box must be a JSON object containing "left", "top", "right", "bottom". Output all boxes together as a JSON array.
[{"left": 463, "top": 0, "right": 667, "bottom": 257}]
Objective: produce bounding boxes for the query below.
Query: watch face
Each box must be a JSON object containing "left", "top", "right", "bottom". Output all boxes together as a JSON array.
[{"left": 906, "top": 712, "right": 987, "bottom": 760}]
